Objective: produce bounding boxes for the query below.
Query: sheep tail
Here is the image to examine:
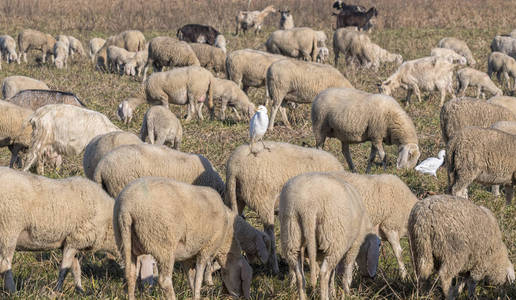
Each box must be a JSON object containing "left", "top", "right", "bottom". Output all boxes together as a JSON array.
[
  {"left": 301, "top": 212, "right": 318, "bottom": 288},
  {"left": 225, "top": 173, "right": 238, "bottom": 212},
  {"left": 408, "top": 215, "right": 433, "bottom": 280},
  {"left": 445, "top": 137, "right": 458, "bottom": 193},
  {"left": 115, "top": 208, "right": 135, "bottom": 280}
]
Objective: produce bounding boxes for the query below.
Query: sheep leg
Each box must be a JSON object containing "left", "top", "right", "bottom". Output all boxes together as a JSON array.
[
  {"left": 319, "top": 257, "right": 338, "bottom": 300},
  {"left": 384, "top": 230, "right": 407, "bottom": 280},
  {"left": 365, "top": 144, "right": 378, "bottom": 174},
  {"left": 405, "top": 89, "right": 413, "bottom": 106},
  {"left": 264, "top": 224, "right": 279, "bottom": 274},
  {"left": 268, "top": 103, "right": 281, "bottom": 130},
  {"left": 440, "top": 87, "right": 447, "bottom": 107},
  {"left": 185, "top": 104, "right": 194, "bottom": 122},
  {"left": 0, "top": 240, "right": 16, "bottom": 293},
  {"left": 279, "top": 106, "right": 291, "bottom": 128},
  {"left": 491, "top": 185, "right": 500, "bottom": 197},
  {"left": 476, "top": 86, "right": 483, "bottom": 99},
  {"left": 56, "top": 247, "right": 78, "bottom": 291},
  {"left": 504, "top": 184, "right": 513, "bottom": 206},
  {"left": 412, "top": 84, "right": 422, "bottom": 103},
  {"left": 203, "top": 261, "right": 216, "bottom": 286},
  {"left": 193, "top": 258, "right": 208, "bottom": 299},
  {"left": 232, "top": 108, "right": 242, "bottom": 121},
  {"left": 22, "top": 52, "right": 27, "bottom": 63},
  {"left": 450, "top": 170, "right": 475, "bottom": 199},
  {"left": 71, "top": 256, "right": 84, "bottom": 292},
  {"left": 126, "top": 252, "right": 138, "bottom": 300},
  {"left": 438, "top": 265, "right": 457, "bottom": 300},
  {"left": 503, "top": 72, "right": 510, "bottom": 89},
  {"left": 158, "top": 256, "right": 176, "bottom": 300},
  {"left": 219, "top": 99, "right": 227, "bottom": 120},
  {"left": 465, "top": 277, "right": 477, "bottom": 298},
  {"left": 341, "top": 142, "right": 356, "bottom": 173},
  {"left": 334, "top": 48, "right": 340, "bottom": 67},
  {"left": 182, "top": 260, "right": 195, "bottom": 291},
  {"left": 293, "top": 252, "right": 307, "bottom": 300}
]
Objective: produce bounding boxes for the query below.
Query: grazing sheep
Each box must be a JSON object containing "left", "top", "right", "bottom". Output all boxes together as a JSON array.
[
  {"left": 348, "top": 33, "right": 402, "bottom": 70},
  {"left": 144, "top": 66, "right": 214, "bottom": 121},
  {"left": 1, "top": 75, "right": 49, "bottom": 99},
  {"left": 409, "top": 195, "right": 515, "bottom": 299},
  {"left": 333, "top": 27, "right": 362, "bottom": 66},
  {"left": 212, "top": 78, "right": 255, "bottom": 120},
  {"left": 142, "top": 36, "right": 200, "bottom": 82},
  {"left": 124, "top": 48, "right": 148, "bottom": 77},
  {"left": 82, "top": 131, "right": 142, "bottom": 180},
  {"left": 440, "top": 97, "right": 516, "bottom": 143},
  {"left": 93, "top": 143, "right": 225, "bottom": 198},
  {"left": 95, "top": 30, "right": 146, "bottom": 71},
  {"left": 265, "top": 27, "right": 322, "bottom": 61},
  {"left": 56, "top": 35, "right": 70, "bottom": 49},
  {"left": 446, "top": 126, "right": 516, "bottom": 205},
  {"left": 53, "top": 40, "right": 68, "bottom": 69},
  {"left": 189, "top": 43, "right": 226, "bottom": 74},
  {"left": 492, "top": 120, "right": 516, "bottom": 134},
  {"left": 177, "top": 24, "right": 226, "bottom": 53},
  {"left": 0, "top": 35, "right": 18, "bottom": 64},
  {"left": 67, "top": 35, "right": 85, "bottom": 58},
  {"left": 266, "top": 59, "right": 353, "bottom": 129},
  {"left": 114, "top": 177, "right": 252, "bottom": 300},
  {"left": 0, "top": 100, "right": 34, "bottom": 168},
  {"left": 279, "top": 10, "right": 294, "bottom": 30},
  {"left": 89, "top": 37, "right": 105, "bottom": 62},
  {"left": 23, "top": 104, "right": 120, "bottom": 174},
  {"left": 316, "top": 47, "right": 330, "bottom": 63},
  {"left": 456, "top": 67, "right": 502, "bottom": 99},
  {"left": 430, "top": 47, "right": 467, "bottom": 65},
  {"left": 17, "top": 29, "right": 56, "bottom": 64},
  {"left": 140, "top": 105, "right": 182, "bottom": 149},
  {"left": 312, "top": 88, "right": 420, "bottom": 172},
  {"left": 225, "top": 49, "right": 285, "bottom": 94},
  {"left": 280, "top": 172, "right": 380, "bottom": 299},
  {"left": 116, "top": 97, "right": 146, "bottom": 125},
  {"left": 225, "top": 141, "right": 345, "bottom": 274},
  {"left": 438, "top": 37, "right": 476, "bottom": 66},
  {"left": 334, "top": 7, "right": 378, "bottom": 31},
  {"left": 106, "top": 45, "right": 135, "bottom": 74},
  {"left": 0, "top": 167, "right": 119, "bottom": 293},
  {"left": 490, "top": 35, "right": 516, "bottom": 59},
  {"left": 235, "top": 5, "right": 276, "bottom": 35},
  {"left": 487, "top": 95, "right": 516, "bottom": 116},
  {"left": 380, "top": 56, "right": 456, "bottom": 106},
  {"left": 7, "top": 89, "right": 85, "bottom": 110},
  {"left": 488, "top": 52, "right": 516, "bottom": 90}
]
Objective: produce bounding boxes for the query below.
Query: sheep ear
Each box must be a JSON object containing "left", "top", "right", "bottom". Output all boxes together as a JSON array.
[
  {"left": 240, "top": 258, "right": 252, "bottom": 299},
  {"left": 397, "top": 146, "right": 409, "bottom": 169},
  {"left": 366, "top": 234, "right": 381, "bottom": 277}
]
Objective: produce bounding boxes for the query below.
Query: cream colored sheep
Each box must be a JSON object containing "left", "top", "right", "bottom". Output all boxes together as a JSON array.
[
  {"left": 89, "top": 37, "right": 105, "bottom": 62},
  {"left": 1, "top": 75, "right": 49, "bottom": 99},
  {"left": 124, "top": 48, "right": 148, "bottom": 77},
  {"left": 235, "top": 5, "right": 276, "bottom": 35},
  {"left": 225, "top": 141, "right": 344, "bottom": 274},
  {"left": 279, "top": 10, "right": 294, "bottom": 30},
  {"left": 17, "top": 29, "right": 56, "bottom": 64},
  {"left": 212, "top": 78, "right": 255, "bottom": 120},
  {"left": 140, "top": 105, "right": 182, "bottom": 149},
  {"left": 312, "top": 88, "right": 420, "bottom": 172},
  {"left": 267, "top": 59, "right": 353, "bottom": 129},
  {"left": 106, "top": 45, "right": 135, "bottom": 74},
  {"left": 488, "top": 52, "right": 516, "bottom": 90},
  {"left": 56, "top": 35, "right": 70, "bottom": 49},
  {"left": 116, "top": 97, "right": 146, "bottom": 125},
  {"left": 93, "top": 143, "right": 225, "bottom": 198},
  {"left": 333, "top": 27, "right": 362, "bottom": 67},
  {"left": 348, "top": 33, "right": 402, "bottom": 70},
  {"left": 114, "top": 177, "right": 252, "bottom": 300},
  {"left": 380, "top": 56, "right": 456, "bottom": 106},
  {"left": 53, "top": 40, "right": 68, "bottom": 69},
  {"left": 409, "top": 195, "right": 515, "bottom": 299},
  {"left": 491, "top": 35, "right": 516, "bottom": 59},
  {"left": 82, "top": 131, "right": 142, "bottom": 180},
  {"left": 144, "top": 66, "right": 214, "bottom": 121},
  {"left": 438, "top": 37, "right": 476, "bottom": 66},
  {"left": 0, "top": 167, "right": 119, "bottom": 293},
  {"left": 430, "top": 47, "right": 467, "bottom": 65},
  {"left": 189, "top": 43, "right": 226, "bottom": 74},
  {"left": 492, "top": 120, "right": 516, "bottom": 134},
  {"left": 95, "top": 30, "right": 145, "bottom": 71},
  {"left": 0, "top": 35, "right": 18, "bottom": 64},
  {"left": 142, "top": 36, "right": 200, "bottom": 82},
  {"left": 487, "top": 95, "right": 516, "bottom": 116},
  {"left": 0, "top": 100, "right": 33, "bottom": 167},
  {"left": 280, "top": 172, "right": 380, "bottom": 299},
  {"left": 265, "top": 27, "right": 321, "bottom": 61},
  {"left": 316, "top": 46, "right": 330, "bottom": 63},
  {"left": 456, "top": 67, "right": 502, "bottom": 99},
  {"left": 67, "top": 35, "right": 85, "bottom": 57}
]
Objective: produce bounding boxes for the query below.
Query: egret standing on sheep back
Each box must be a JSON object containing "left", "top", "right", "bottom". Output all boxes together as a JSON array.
[{"left": 249, "top": 105, "right": 269, "bottom": 153}]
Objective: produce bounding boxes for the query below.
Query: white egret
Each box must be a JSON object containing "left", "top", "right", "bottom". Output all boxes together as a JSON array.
[
  {"left": 415, "top": 149, "right": 446, "bottom": 177},
  {"left": 249, "top": 105, "right": 269, "bottom": 153}
]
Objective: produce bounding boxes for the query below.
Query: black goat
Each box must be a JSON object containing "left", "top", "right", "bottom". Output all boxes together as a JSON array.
[
  {"left": 332, "top": 1, "right": 366, "bottom": 13},
  {"left": 334, "top": 7, "right": 378, "bottom": 31},
  {"left": 176, "top": 24, "right": 220, "bottom": 45}
]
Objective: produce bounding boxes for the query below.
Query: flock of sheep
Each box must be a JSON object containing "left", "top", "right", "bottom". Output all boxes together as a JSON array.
[{"left": 0, "top": 1, "right": 515, "bottom": 299}]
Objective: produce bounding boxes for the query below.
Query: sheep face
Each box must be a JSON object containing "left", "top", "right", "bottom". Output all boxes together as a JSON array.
[
  {"left": 316, "top": 47, "right": 330, "bottom": 63},
  {"left": 55, "top": 59, "right": 65, "bottom": 69},
  {"left": 8, "top": 52, "right": 17, "bottom": 64},
  {"left": 124, "top": 61, "right": 136, "bottom": 76},
  {"left": 356, "top": 233, "right": 381, "bottom": 278},
  {"left": 396, "top": 143, "right": 420, "bottom": 169},
  {"left": 215, "top": 35, "right": 227, "bottom": 53},
  {"left": 379, "top": 78, "right": 398, "bottom": 95},
  {"left": 280, "top": 10, "right": 291, "bottom": 20},
  {"left": 221, "top": 256, "right": 252, "bottom": 299}
]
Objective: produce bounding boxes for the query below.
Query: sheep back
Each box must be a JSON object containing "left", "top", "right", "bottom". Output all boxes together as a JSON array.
[
  {"left": 265, "top": 27, "right": 320, "bottom": 61},
  {"left": 225, "top": 49, "right": 285, "bottom": 89},
  {"left": 488, "top": 95, "right": 516, "bottom": 116},
  {"left": 8, "top": 90, "right": 85, "bottom": 110},
  {"left": 2, "top": 76, "right": 49, "bottom": 99}
]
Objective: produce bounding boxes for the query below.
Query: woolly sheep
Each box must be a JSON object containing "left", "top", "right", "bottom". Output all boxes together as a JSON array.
[
  {"left": 212, "top": 78, "right": 255, "bottom": 120},
  {"left": 114, "top": 177, "right": 252, "bottom": 300},
  {"left": 142, "top": 36, "right": 200, "bottom": 82},
  {"left": 17, "top": 29, "right": 56, "bottom": 64},
  {"left": 0, "top": 167, "right": 119, "bottom": 293},
  {"left": 280, "top": 172, "right": 380, "bottom": 299},
  {"left": 316, "top": 47, "right": 330, "bottom": 63},
  {"left": 380, "top": 56, "right": 455, "bottom": 106},
  {"left": 438, "top": 37, "right": 476, "bottom": 66},
  {"left": 82, "top": 131, "right": 142, "bottom": 180},
  {"left": 456, "top": 67, "right": 502, "bottom": 99},
  {"left": 266, "top": 59, "right": 353, "bottom": 129},
  {"left": 116, "top": 97, "right": 146, "bottom": 125},
  {"left": 7, "top": 89, "right": 85, "bottom": 110},
  {"left": 93, "top": 143, "right": 225, "bottom": 198},
  {"left": 189, "top": 43, "right": 226, "bottom": 74},
  {"left": 1, "top": 75, "right": 49, "bottom": 99},
  {"left": 89, "top": 37, "right": 105, "bottom": 62},
  {"left": 144, "top": 66, "right": 214, "bottom": 121},
  {"left": 492, "top": 120, "right": 516, "bottom": 134},
  {"left": 279, "top": 10, "right": 294, "bottom": 30},
  {"left": 348, "top": 33, "right": 402, "bottom": 70},
  {"left": 23, "top": 104, "right": 120, "bottom": 174},
  {"left": 487, "top": 95, "right": 516, "bottom": 116},
  {"left": 440, "top": 97, "right": 516, "bottom": 143},
  {"left": 225, "top": 49, "right": 285, "bottom": 94},
  {"left": 0, "top": 100, "right": 33, "bottom": 168},
  {"left": 488, "top": 52, "right": 516, "bottom": 90},
  {"left": 491, "top": 35, "right": 516, "bottom": 59},
  {"left": 140, "top": 105, "right": 182, "bottom": 149},
  {"left": 333, "top": 27, "right": 362, "bottom": 66},
  {"left": 430, "top": 47, "right": 467, "bottom": 65},
  {"left": 124, "top": 48, "right": 148, "bottom": 77},
  {"left": 446, "top": 126, "right": 516, "bottom": 205},
  {"left": 266, "top": 27, "right": 321, "bottom": 61},
  {"left": 234, "top": 5, "right": 276, "bottom": 36},
  {"left": 53, "top": 40, "right": 68, "bottom": 69},
  {"left": 67, "top": 35, "right": 85, "bottom": 57},
  {"left": 225, "top": 141, "right": 345, "bottom": 274},
  {"left": 106, "top": 45, "right": 135, "bottom": 74},
  {"left": 56, "top": 35, "right": 70, "bottom": 51},
  {"left": 0, "top": 35, "right": 18, "bottom": 64},
  {"left": 312, "top": 88, "right": 420, "bottom": 172},
  {"left": 409, "top": 195, "right": 515, "bottom": 299},
  {"left": 95, "top": 30, "right": 145, "bottom": 71}
]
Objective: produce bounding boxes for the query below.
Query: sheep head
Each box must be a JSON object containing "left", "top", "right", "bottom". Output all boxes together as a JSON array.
[
  {"left": 379, "top": 78, "right": 398, "bottom": 95},
  {"left": 356, "top": 233, "right": 381, "bottom": 278},
  {"left": 221, "top": 255, "right": 252, "bottom": 299},
  {"left": 215, "top": 35, "right": 227, "bottom": 53},
  {"left": 316, "top": 47, "right": 330, "bottom": 63},
  {"left": 397, "top": 143, "right": 420, "bottom": 169}
]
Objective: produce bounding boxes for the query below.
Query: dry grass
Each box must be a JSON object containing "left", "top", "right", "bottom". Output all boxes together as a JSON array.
[{"left": 0, "top": 0, "right": 515, "bottom": 299}]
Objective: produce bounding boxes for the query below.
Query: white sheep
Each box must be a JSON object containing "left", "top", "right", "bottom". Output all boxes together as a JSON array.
[
  {"left": 67, "top": 35, "right": 85, "bottom": 58},
  {"left": 266, "top": 59, "right": 353, "bottom": 129},
  {"left": 0, "top": 35, "right": 18, "bottom": 65},
  {"left": 89, "top": 37, "right": 106, "bottom": 62},
  {"left": 53, "top": 40, "right": 68, "bottom": 69},
  {"left": 116, "top": 97, "right": 146, "bottom": 125},
  {"left": 0, "top": 100, "right": 33, "bottom": 168},
  {"left": 380, "top": 56, "right": 456, "bottom": 106},
  {"left": 189, "top": 43, "right": 226, "bottom": 75},
  {"left": 82, "top": 131, "right": 142, "bottom": 180},
  {"left": 23, "top": 104, "right": 120, "bottom": 174},
  {"left": 348, "top": 33, "right": 402, "bottom": 70},
  {"left": 490, "top": 35, "right": 516, "bottom": 59},
  {"left": 487, "top": 51, "right": 516, "bottom": 90},
  {"left": 487, "top": 95, "right": 516, "bottom": 116},
  {"left": 140, "top": 105, "right": 182, "bottom": 149},
  {"left": 279, "top": 9, "right": 294, "bottom": 30},
  {"left": 235, "top": 5, "right": 276, "bottom": 35},
  {"left": 17, "top": 29, "right": 56, "bottom": 64},
  {"left": 7, "top": 90, "right": 85, "bottom": 110},
  {"left": 93, "top": 143, "right": 225, "bottom": 198},
  {"left": 430, "top": 47, "right": 467, "bottom": 65},
  {"left": 492, "top": 120, "right": 516, "bottom": 134},
  {"left": 438, "top": 37, "right": 476, "bottom": 66},
  {"left": 280, "top": 172, "right": 380, "bottom": 299},
  {"left": 114, "top": 177, "right": 252, "bottom": 300},
  {"left": 124, "top": 48, "right": 148, "bottom": 77},
  {"left": 106, "top": 45, "right": 135, "bottom": 74},
  {"left": 265, "top": 27, "right": 322, "bottom": 61},
  {"left": 312, "top": 88, "right": 420, "bottom": 172},
  {"left": 409, "top": 195, "right": 515, "bottom": 299},
  {"left": 56, "top": 35, "right": 70, "bottom": 49},
  {"left": 225, "top": 141, "right": 345, "bottom": 274},
  {"left": 0, "top": 167, "right": 118, "bottom": 293},
  {"left": 212, "top": 78, "right": 255, "bottom": 120},
  {"left": 316, "top": 46, "right": 330, "bottom": 63},
  {"left": 1, "top": 75, "right": 49, "bottom": 99},
  {"left": 94, "top": 30, "right": 146, "bottom": 71},
  {"left": 456, "top": 67, "right": 502, "bottom": 99}
]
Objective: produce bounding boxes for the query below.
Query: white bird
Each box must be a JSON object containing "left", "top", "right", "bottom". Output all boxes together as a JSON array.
[
  {"left": 415, "top": 149, "right": 446, "bottom": 177},
  {"left": 249, "top": 105, "right": 269, "bottom": 153}
]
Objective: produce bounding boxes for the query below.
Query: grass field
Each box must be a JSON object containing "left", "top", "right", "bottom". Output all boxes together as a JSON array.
[{"left": 0, "top": 0, "right": 515, "bottom": 299}]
